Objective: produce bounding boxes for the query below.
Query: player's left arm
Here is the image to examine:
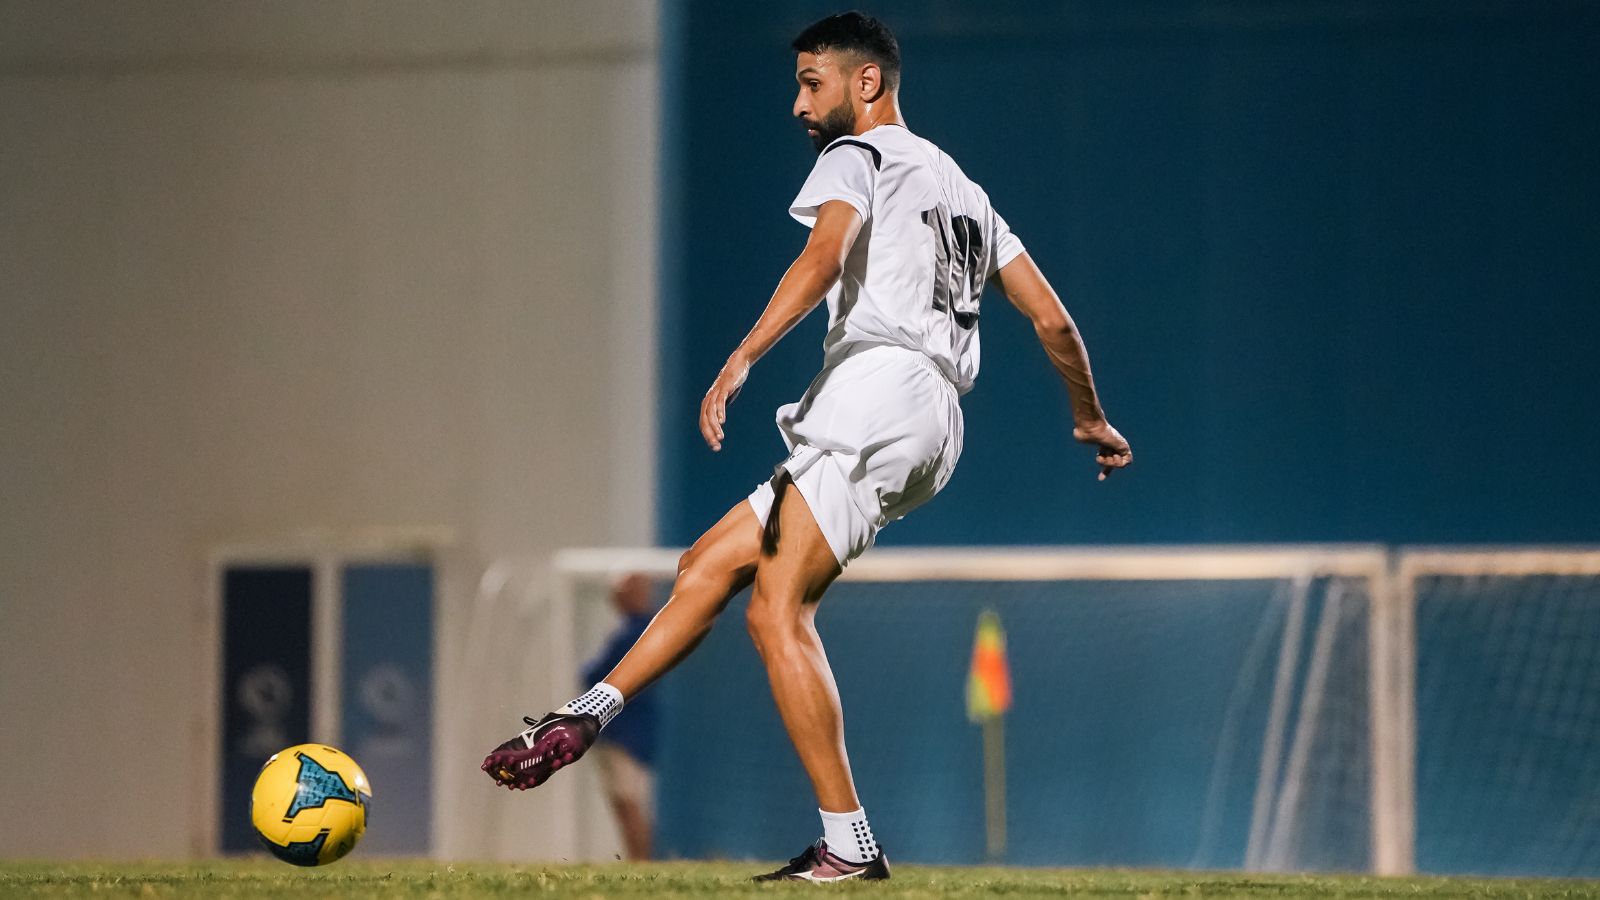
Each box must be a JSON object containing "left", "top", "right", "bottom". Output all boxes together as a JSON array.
[
  {"left": 699, "top": 199, "right": 863, "bottom": 452},
  {"left": 993, "top": 252, "right": 1133, "bottom": 480}
]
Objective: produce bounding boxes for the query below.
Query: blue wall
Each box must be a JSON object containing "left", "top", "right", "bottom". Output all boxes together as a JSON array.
[{"left": 658, "top": 0, "right": 1600, "bottom": 548}]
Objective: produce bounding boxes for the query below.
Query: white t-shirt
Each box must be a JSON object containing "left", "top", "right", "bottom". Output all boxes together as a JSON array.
[{"left": 790, "top": 123, "right": 1025, "bottom": 395}]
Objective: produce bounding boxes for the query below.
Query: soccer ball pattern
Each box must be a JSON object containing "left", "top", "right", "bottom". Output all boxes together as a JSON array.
[{"left": 251, "top": 744, "right": 372, "bottom": 866}]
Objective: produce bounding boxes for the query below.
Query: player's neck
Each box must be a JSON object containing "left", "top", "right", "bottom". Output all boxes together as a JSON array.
[{"left": 854, "top": 96, "right": 904, "bottom": 135}]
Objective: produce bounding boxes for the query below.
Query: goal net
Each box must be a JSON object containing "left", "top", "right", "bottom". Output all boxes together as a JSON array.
[
  {"left": 546, "top": 546, "right": 1399, "bottom": 873},
  {"left": 1402, "top": 550, "right": 1600, "bottom": 878}
]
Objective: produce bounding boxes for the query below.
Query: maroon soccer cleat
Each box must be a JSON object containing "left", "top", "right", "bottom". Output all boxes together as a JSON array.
[
  {"left": 752, "top": 840, "right": 892, "bottom": 882},
  {"left": 481, "top": 712, "right": 599, "bottom": 790}
]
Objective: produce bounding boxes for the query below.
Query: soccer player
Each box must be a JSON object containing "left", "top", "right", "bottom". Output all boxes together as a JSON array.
[{"left": 483, "top": 11, "right": 1132, "bottom": 882}]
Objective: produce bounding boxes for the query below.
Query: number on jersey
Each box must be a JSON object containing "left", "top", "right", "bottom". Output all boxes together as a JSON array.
[{"left": 922, "top": 204, "right": 984, "bottom": 329}]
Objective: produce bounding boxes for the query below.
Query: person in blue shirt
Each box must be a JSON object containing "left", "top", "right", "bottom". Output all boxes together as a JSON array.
[{"left": 581, "top": 573, "right": 659, "bottom": 859}]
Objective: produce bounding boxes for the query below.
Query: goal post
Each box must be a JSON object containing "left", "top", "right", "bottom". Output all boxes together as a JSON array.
[
  {"left": 547, "top": 544, "right": 1408, "bottom": 872},
  {"left": 472, "top": 542, "right": 1600, "bottom": 875},
  {"left": 1367, "top": 553, "right": 1415, "bottom": 876}
]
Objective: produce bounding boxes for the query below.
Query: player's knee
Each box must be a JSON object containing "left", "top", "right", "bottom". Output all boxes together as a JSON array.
[
  {"left": 744, "top": 589, "right": 798, "bottom": 648},
  {"left": 675, "top": 546, "right": 701, "bottom": 580},
  {"left": 744, "top": 599, "right": 774, "bottom": 648},
  {"left": 672, "top": 547, "right": 744, "bottom": 618},
  {"left": 671, "top": 553, "right": 714, "bottom": 611},
  {"left": 685, "top": 535, "right": 739, "bottom": 581}
]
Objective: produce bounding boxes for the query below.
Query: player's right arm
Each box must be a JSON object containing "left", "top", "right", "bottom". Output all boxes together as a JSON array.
[
  {"left": 699, "top": 198, "right": 864, "bottom": 452},
  {"left": 993, "top": 252, "right": 1133, "bottom": 480}
]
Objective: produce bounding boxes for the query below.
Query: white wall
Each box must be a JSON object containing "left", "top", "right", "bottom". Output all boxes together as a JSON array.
[{"left": 0, "top": 1, "right": 657, "bottom": 859}]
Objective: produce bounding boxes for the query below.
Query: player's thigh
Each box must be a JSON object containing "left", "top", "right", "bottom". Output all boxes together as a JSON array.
[
  {"left": 678, "top": 500, "right": 763, "bottom": 594},
  {"left": 750, "top": 478, "right": 841, "bottom": 618}
]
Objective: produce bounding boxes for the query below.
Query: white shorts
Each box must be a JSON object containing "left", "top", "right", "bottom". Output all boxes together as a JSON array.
[{"left": 747, "top": 343, "right": 963, "bottom": 565}]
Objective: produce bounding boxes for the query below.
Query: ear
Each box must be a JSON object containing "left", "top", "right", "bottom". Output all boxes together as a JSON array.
[{"left": 857, "top": 61, "right": 886, "bottom": 103}]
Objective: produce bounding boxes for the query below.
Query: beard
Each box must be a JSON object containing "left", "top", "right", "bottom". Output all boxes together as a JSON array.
[{"left": 807, "top": 99, "right": 857, "bottom": 153}]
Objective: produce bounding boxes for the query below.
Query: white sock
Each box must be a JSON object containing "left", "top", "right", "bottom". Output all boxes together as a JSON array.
[
  {"left": 820, "top": 807, "right": 878, "bottom": 864},
  {"left": 556, "top": 682, "right": 624, "bottom": 729}
]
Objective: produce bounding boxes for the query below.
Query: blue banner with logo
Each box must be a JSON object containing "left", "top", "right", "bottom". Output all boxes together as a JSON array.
[
  {"left": 340, "top": 563, "right": 434, "bottom": 854},
  {"left": 220, "top": 566, "right": 314, "bottom": 853}
]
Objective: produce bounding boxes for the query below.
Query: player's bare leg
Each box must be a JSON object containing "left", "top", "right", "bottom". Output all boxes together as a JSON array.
[
  {"left": 603, "top": 502, "right": 762, "bottom": 697},
  {"left": 747, "top": 475, "right": 889, "bottom": 881},
  {"left": 483, "top": 502, "right": 761, "bottom": 790},
  {"left": 745, "top": 478, "right": 854, "bottom": 808}
]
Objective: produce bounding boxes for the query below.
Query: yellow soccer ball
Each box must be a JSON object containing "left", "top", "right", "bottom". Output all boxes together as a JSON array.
[{"left": 251, "top": 744, "right": 372, "bottom": 866}]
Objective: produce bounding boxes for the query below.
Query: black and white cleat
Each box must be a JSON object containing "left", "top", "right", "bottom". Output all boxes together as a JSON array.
[{"left": 752, "top": 840, "right": 891, "bottom": 882}]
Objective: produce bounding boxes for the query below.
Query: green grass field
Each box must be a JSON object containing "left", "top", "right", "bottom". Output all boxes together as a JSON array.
[{"left": 2, "top": 861, "right": 1597, "bottom": 899}]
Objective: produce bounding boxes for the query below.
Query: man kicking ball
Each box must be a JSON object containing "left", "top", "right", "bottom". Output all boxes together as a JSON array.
[{"left": 483, "top": 11, "right": 1132, "bottom": 882}]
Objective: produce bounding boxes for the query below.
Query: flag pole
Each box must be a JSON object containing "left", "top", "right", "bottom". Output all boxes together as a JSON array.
[{"left": 983, "top": 712, "right": 1006, "bottom": 862}]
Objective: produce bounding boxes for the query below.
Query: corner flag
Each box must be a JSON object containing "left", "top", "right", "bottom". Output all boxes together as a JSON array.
[
  {"left": 966, "top": 609, "right": 1013, "bottom": 721},
  {"left": 966, "top": 609, "right": 1012, "bottom": 861}
]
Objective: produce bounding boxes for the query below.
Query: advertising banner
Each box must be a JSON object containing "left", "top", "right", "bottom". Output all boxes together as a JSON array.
[
  {"left": 220, "top": 566, "right": 314, "bottom": 853},
  {"left": 340, "top": 563, "right": 434, "bottom": 854}
]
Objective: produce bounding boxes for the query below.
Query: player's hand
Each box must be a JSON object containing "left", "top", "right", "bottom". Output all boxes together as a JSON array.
[
  {"left": 700, "top": 355, "right": 750, "bottom": 452},
  {"left": 1073, "top": 419, "right": 1132, "bottom": 481}
]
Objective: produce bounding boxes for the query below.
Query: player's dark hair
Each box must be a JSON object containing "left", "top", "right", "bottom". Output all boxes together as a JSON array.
[{"left": 791, "top": 11, "right": 901, "bottom": 91}]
